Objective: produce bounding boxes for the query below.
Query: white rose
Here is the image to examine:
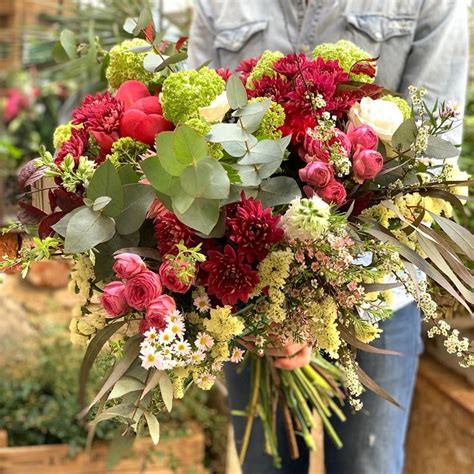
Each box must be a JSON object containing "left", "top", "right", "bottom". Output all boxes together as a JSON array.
[
  {"left": 349, "top": 97, "right": 404, "bottom": 143},
  {"left": 198, "top": 91, "right": 230, "bottom": 123}
]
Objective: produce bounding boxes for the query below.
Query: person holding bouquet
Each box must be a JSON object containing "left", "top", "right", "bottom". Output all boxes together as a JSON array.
[{"left": 187, "top": 1, "right": 469, "bottom": 473}]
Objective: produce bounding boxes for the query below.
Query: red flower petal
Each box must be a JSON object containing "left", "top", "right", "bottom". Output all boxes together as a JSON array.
[
  {"left": 131, "top": 96, "right": 163, "bottom": 115},
  {"left": 115, "top": 80, "right": 150, "bottom": 110}
]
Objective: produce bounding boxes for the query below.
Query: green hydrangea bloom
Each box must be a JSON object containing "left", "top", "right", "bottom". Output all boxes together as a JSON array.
[
  {"left": 107, "top": 137, "right": 148, "bottom": 167},
  {"left": 246, "top": 50, "right": 284, "bottom": 88},
  {"left": 382, "top": 95, "right": 412, "bottom": 120},
  {"left": 250, "top": 98, "right": 286, "bottom": 140},
  {"left": 312, "top": 40, "right": 374, "bottom": 83},
  {"left": 161, "top": 67, "right": 225, "bottom": 124},
  {"left": 185, "top": 117, "right": 223, "bottom": 160},
  {"left": 53, "top": 123, "right": 80, "bottom": 150},
  {"left": 106, "top": 39, "right": 159, "bottom": 90}
]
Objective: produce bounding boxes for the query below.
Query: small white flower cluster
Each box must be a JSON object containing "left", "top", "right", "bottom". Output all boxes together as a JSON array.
[
  {"left": 414, "top": 124, "right": 430, "bottom": 157},
  {"left": 408, "top": 85, "right": 426, "bottom": 107},
  {"left": 338, "top": 354, "right": 364, "bottom": 411},
  {"left": 330, "top": 146, "right": 352, "bottom": 177},
  {"left": 69, "top": 255, "right": 95, "bottom": 300},
  {"left": 139, "top": 310, "right": 215, "bottom": 372},
  {"left": 427, "top": 321, "right": 472, "bottom": 366}
]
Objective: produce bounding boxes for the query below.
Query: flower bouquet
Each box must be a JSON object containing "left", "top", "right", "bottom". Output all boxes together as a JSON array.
[{"left": 2, "top": 15, "right": 473, "bottom": 467}]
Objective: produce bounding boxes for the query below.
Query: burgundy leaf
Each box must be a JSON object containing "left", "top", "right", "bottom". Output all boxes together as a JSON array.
[
  {"left": 17, "top": 160, "right": 45, "bottom": 189},
  {"left": 17, "top": 200, "right": 47, "bottom": 225},
  {"left": 38, "top": 212, "right": 67, "bottom": 238}
]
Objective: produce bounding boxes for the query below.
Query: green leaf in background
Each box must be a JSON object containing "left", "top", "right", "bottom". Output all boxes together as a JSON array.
[
  {"left": 106, "top": 433, "right": 135, "bottom": 472},
  {"left": 154, "top": 51, "right": 188, "bottom": 72},
  {"left": 159, "top": 374, "right": 173, "bottom": 412},
  {"left": 59, "top": 29, "right": 78, "bottom": 59},
  {"left": 140, "top": 155, "right": 174, "bottom": 193},
  {"left": 226, "top": 74, "right": 248, "bottom": 109},
  {"left": 233, "top": 99, "right": 271, "bottom": 133},
  {"left": 173, "top": 125, "right": 208, "bottom": 165},
  {"left": 222, "top": 162, "right": 242, "bottom": 184},
  {"left": 144, "top": 412, "right": 160, "bottom": 445},
  {"left": 52, "top": 41, "right": 70, "bottom": 64},
  {"left": 51, "top": 207, "right": 83, "bottom": 237},
  {"left": 425, "top": 136, "right": 459, "bottom": 159},
  {"left": 392, "top": 118, "right": 417, "bottom": 151},
  {"left": 155, "top": 132, "right": 186, "bottom": 176},
  {"left": 115, "top": 184, "right": 156, "bottom": 235},
  {"left": 64, "top": 207, "right": 116, "bottom": 253},
  {"left": 87, "top": 160, "right": 124, "bottom": 217},
  {"left": 118, "top": 164, "right": 140, "bottom": 184},
  {"left": 174, "top": 198, "right": 220, "bottom": 235},
  {"left": 257, "top": 177, "right": 302, "bottom": 207},
  {"left": 180, "top": 157, "right": 230, "bottom": 199}
]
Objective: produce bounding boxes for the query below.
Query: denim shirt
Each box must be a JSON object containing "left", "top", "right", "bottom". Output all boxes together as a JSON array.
[{"left": 187, "top": 0, "right": 469, "bottom": 310}]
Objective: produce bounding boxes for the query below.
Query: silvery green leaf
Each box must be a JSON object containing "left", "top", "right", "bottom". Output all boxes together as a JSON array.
[
  {"left": 64, "top": 207, "right": 116, "bottom": 254},
  {"left": 238, "top": 139, "right": 284, "bottom": 165},
  {"left": 52, "top": 207, "right": 84, "bottom": 237},
  {"left": 257, "top": 177, "right": 301, "bottom": 207},
  {"left": 226, "top": 74, "right": 248, "bottom": 109},
  {"left": 158, "top": 373, "right": 173, "bottom": 412},
  {"left": 144, "top": 412, "right": 160, "bottom": 445},
  {"left": 59, "top": 29, "right": 77, "bottom": 59},
  {"left": 234, "top": 165, "right": 261, "bottom": 186},
  {"left": 256, "top": 160, "right": 282, "bottom": 180},
  {"left": 174, "top": 198, "right": 220, "bottom": 235},
  {"left": 206, "top": 123, "right": 251, "bottom": 143},
  {"left": 143, "top": 53, "right": 164, "bottom": 72},
  {"left": 425, "top": 136, "right": 459, "bottom": 159},
  {"left": 279, "top": 134, "right": 292, "bottom": 151},
  {"left": 222, "top": 139, "right": 253, "bottom": 157},
  {"left": 123, "top": 17, "right": 137, "bottom": 34},
  {"left": 93, "top": 196, "right": 112, "bottom": 212},
  {"left": 221, "top": 185, "right": 259, "bottom": 205},
  {"left": 108, "top": 376, "right": 144, "bottom": 400},
  {"left": 392, "top": 118, "right": 417, "bottom": 151},
  {"left": 233, "top": 99, "right": 271, "bottom": 133},
  {"left": 129, "top": 44, "right": 153, "bottom": 53},
  {"left": 173, "top": 125, "right": 208, "bottom": 165},
  {"left": 140, "top": 155, "right": 174, "bottom": 193}
]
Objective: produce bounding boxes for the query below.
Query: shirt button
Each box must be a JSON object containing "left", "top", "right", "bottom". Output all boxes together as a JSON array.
[
  {"left": 375, "top": 33, "right": 383, "bottom": 41},
  {"left": 232, "top": 41, "right": 240, "bottom": 49}
]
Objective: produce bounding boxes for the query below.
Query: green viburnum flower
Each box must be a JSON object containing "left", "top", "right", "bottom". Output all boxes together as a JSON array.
[
  {"left": 250, "top": 98, "right": 286, "bottom": 140},
  {"left": 53, "top": 122, "right": 81, "bottom": 150},
  {"left": 161, "top": 67, "right": 225, "bottom": 124},
  {"left": 381, "top": 95, "right": 412, "bottom": 120},
  {"left": 313, "top": 40, "right": 374, "bottom": 83},
  {"left": 246, "top": 50, "right": 284, "bottom": 88},
  {"left": 107, "top": 137, "right": 148, "bottom": 167},
  {"left": 185, "top": 117, "right": 224, "bottom": 159},
  {"left": 106, "top": 39, "right": 159, "bottom": 90}
]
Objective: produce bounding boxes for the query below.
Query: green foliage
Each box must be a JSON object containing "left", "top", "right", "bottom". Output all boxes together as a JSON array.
[
  {"left": 246, "top": 50, "right": 284, "bottom": 87},
  {"left": 107, "top": 137, "right": 148, "bottom": 168},
  {"left": 161, "top": 67, "right": 225, "bottom": 124}
]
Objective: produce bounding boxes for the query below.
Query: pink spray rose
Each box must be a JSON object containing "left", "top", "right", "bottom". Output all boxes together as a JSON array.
[
  {"left": 334, "top": 129, "right": 352, "bottom": 156},
  {"left": 299, "top": 161, "right": 333, "bottom": 188},
  {"left": 346, "top": 123, "right": 378, "bottom": 150},
  {"left": 113, "top": 253, "right": 147, "bottom": 279},
  {"left": 125, "top": 270, "right": 162, "bottom": 310},
  {"left": 352, "top": 147, "right": 384, "bottom": 183},
  {"left": 141, "top": 295, "right": 177, "bottom": 333},
  {"left": 159, "top": 259, "right": 195, "bottom": 294},
  {"left": 101, "top": 281, "right": 129, "bottom": 317},
  {"left": 317, "top": 180, "right": 347, "bottom": 206}
]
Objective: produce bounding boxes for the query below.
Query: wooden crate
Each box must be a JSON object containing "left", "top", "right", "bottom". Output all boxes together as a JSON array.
[{"left": 0, "top": 425, "right": 207, "bottom": 474}]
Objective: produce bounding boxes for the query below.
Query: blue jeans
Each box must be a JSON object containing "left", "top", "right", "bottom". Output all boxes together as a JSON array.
[{"left": 225, "top": 303, "right": 422, "bottom": 474}]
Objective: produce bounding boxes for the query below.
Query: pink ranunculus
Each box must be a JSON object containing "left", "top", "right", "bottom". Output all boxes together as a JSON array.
[
  {"left": 142, "top": 294, "right": 177, "bottom": 333},
  {"left": 159, "top": 259, "right": 194, "bottom": 294},
  {"left": 125, "top": 270, "right": 162, "bottom": 310},
  {"left": 101, "top": 281, "right": 129, "bottom": 317},
  {"left": 113, "top": 253, "right": 147, "bottom": 279},
  {"left": 335, "top": 129, "right": 352, "bottom": 156},
  {"left": 346, "top": 123, "right": 378, "bottom": 150},
  {"left": 352, "top": 147, "right": 384, "bottom": 183},
  {"left": 317, "top": 180, "right": 347, "bottom": 206},
  {"left": 299, "top": 161, "right": 333, "bottom": 188}
]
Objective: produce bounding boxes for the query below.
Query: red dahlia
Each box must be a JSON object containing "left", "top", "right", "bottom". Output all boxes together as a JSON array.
[
  {"left": 247, "top": 75, "right": 292, "bottom": 105},
  {"left": 236, "top": 55, "right": 261, "bottom": 82},
  {"left": 55, "top": 127, "right": 89, "bottom": 164},
  {"left": 227, "top": 195, "right": 284, "bottom": 263},
  {"left": 72, "top": 91, "right": 123, "bottom": 134},
  {"left": 273, "top": 53, "right": 313, "bottom": 79},
  {"left": 154, "top": 212, "right": 199, "bottom": 256},
  {"left": 202, "top": 245, "right": 259, "bottom": 306}
]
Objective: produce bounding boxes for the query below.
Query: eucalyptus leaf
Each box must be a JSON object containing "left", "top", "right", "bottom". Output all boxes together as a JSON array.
[
  {"left": 257, "top": 177, "right": 301, "bottom": 207},
  {"left": 108, "top": 376, "right": 144, "bottom": 400},
  {"left": 118, "top": 164, "right": 140, "bottom": 184},
  {"left": 234, "top": 165, "right": 261, "bottom": 186},
  {"left": 233, "top": 99, "right": 271, "bottom": 133},
  {"left": 173, "top": 125, "right": 208, "bottom": 165},
  {"left": 174, "top": 198, "right": 220, "bottom": 235},
  {"left": 155, "top": 132, "right": 186, "bottom": 176},
  {"left": 64, "top": 207, "right": 116, "bottom": 253},
  {"left": 207, "top": 123, "right": 251, "bottom": 143},
  {"left": 93, "top": 403, "right": 136, "bottom": 424},
  {"left": 159, "top": 374, "right": 173, "bottom": 412},
  {"left": 140, "top": 370, "right": 163, "bottom": 400},
  {"left": 425, "top": 136, "right": 459, "bottom": 159},
  {"left": 222, "top": 138, "right": 256, "bottom": 157},
  {"left": 238, "top": 139, "right": 285, "bottom": 165},
  {"left": 144, "top": 412, "right": 160, "bottom": 445},
  {"left": 59, "top": 30, "right": 77, "bottom": 59},
  {"left": 154, "top": 51, "right": 188, "bottom": 72},
  {"left": 143, "top": 53, "right": 164, "bottom": 72},
  {"left": 226, "top": 74, "right": 248, "bottom": 109},
  {"left": 141, "top": 155, "right": 174, "bottom": 192},
  {"left": 106, "top": 434, "right": 134, "bottom": 472},
  {"left": 51, "top": 207, "right": 83, "bottom": 237},
  {"left": 392, "top": 117, "right": 417, "bottom": 151},
  {"left": 115, "top": 184, "right": 156, "bottom": 235},
  {"left": 92, "top": 196, "right": 112, "bottom": 212},
  {"left": 87, "top": 160, "right": 124, "bottom": 217}
]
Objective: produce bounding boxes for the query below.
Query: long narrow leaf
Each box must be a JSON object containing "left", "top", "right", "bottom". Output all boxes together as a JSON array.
[
  {"left": 338, "top": 324, "right": 401, "bottom": 355},
  {"left": 356, "top": 366, "right": 401, "bottom": 408}
]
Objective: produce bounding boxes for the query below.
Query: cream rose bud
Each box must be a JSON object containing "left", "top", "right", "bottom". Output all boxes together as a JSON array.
[
  {"left": 349, "top": 97, "right": 404, "bottom": 143},
  {"left": 199, "top": 91, "right": 231, "bottom": 123}
]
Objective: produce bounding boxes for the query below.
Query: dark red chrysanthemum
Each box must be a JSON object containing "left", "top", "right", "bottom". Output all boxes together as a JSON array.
[
  {"left": 227, "top": 195, "right": 283, "bottom": 263},
  {"left": 154, "top": 211, "right": 199, "bottom": 256},
  {"left": 216, "top": 67, "right": 232, "bottom": 82},
  {"left": 55, "top": 127, "right": 89, "bottom": 164},
  {"left": 236, "top": 55, "right": 261, "bottom": 82},
  {"left": 247, "top": 75, "right": 292, "bottom": 105},
  {"left": 273, "top": 53, "right": 313, "bottom": 79},
  {"left": 202, "top": 245, "right": 260, "bottom": 306},
  {"left": 72, "top": 91, "right": 123, "bottom": 135}
]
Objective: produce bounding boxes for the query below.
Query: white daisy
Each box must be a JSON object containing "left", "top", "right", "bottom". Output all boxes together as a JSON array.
[
  {"left": 160, "top": 346, "right": 173, "bottom": 358},
  {"left": 159, "top": 329, "right": 176, "bottom": 345},
  {"left": 195, "top": 332, "right": 214, "bottom": 351},
  {"left": 230, "top": 347, "right": 245, "bottom": 363},
  {"left": 144, "top": 327, "right": 158, "bottom": 341},
  {"left": 139, "top": 348, "right": 159, "bottom": 370},
  {"left": 193, "top": 294, "right": 210, "bottom": 313},
  {"left": 189, "top": 350, "right": 206, "bottom": 365},
  {"left": 173, "top": 339, "right": 191, "bottom": 357},
  {"left": 167, "top": 320, "right": 185, "bottom": 338},
  {"left": 165, "top": 309, "right": 183, "bottom": 324},
  {"left": 194, "top": 372, "right": 216, "bottom": 390}
]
